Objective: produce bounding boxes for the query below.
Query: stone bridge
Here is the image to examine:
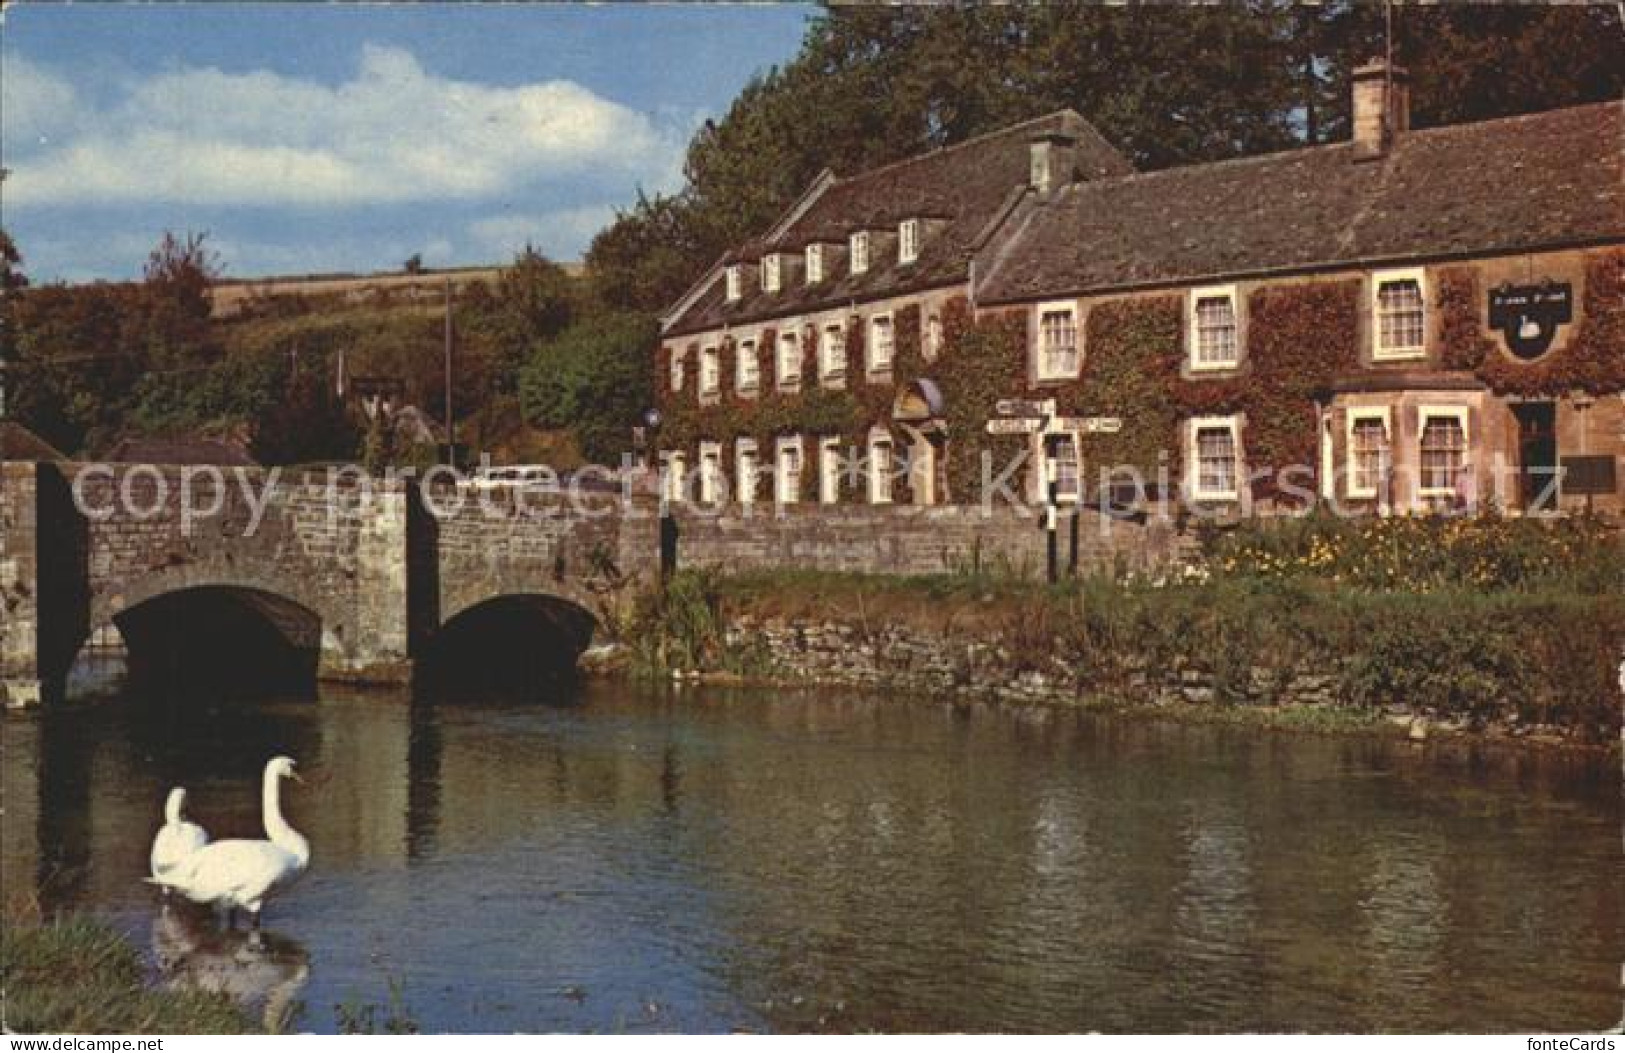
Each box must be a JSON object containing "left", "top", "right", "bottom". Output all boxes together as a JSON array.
[{"left": 0, "top": 462, "right": 660, "bottom": 705}]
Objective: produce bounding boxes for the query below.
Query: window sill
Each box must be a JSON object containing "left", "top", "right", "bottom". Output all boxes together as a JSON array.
[
  {"left": 1192, "top": 490, "right": 1239, "bottom": 503},
  {"left": 1188, "top": 360, "right": 1241, "bottom": 374},
  {"left": 1371, "top": 348, "right": 1427, "bottom": 363}
]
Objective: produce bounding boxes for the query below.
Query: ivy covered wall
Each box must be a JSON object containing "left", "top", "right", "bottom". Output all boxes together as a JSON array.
[
  {"left": 1440, "top": 248, "right": 1625, "bottom": 396},
  {"left": 653, "top": 247, "right": 1624, "bottom": 508}
]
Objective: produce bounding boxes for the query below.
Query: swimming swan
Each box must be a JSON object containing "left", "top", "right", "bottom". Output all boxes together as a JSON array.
[
  {"left": 151, "top": 756, "right": 310, "bottom": 927},
  {"left": 150, "top": 787, "right": 210, "bottom": 889}
]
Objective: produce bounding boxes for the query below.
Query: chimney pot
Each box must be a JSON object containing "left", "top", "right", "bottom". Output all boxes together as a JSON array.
[{"left": 1351, "top": 57, "right": 1411, "bottom": 158}]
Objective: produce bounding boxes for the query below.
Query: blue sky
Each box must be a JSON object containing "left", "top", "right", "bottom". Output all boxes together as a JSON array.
[{"left": 1, "top": 3, "right": 815, "bottom": 282}]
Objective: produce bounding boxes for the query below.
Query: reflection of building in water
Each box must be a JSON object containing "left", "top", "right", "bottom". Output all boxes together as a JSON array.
[{"left": 152, "top": 908, "right": 310, "bottom": 1032}]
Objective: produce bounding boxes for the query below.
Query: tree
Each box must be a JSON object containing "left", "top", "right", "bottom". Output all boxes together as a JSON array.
[
  {"left": 519, "top": 311, "right": 656, "bottom": 464},
  {"left": 481, "top": 246, "right": 578, "bottom": 393},
  {"left": 593, "top": 2, "right": 1625, "bottom": 313},
  {"left": 586, "top": 191, "right": 710, "bottom": 313}
]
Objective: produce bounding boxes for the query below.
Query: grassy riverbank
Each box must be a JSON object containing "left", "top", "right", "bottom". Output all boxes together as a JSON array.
[
  {"left": 1, "top": 907, "right": 256, "bottom": 1034},
  {"left": 629, "top": 514, "right": 1624, "bottom": 743}
]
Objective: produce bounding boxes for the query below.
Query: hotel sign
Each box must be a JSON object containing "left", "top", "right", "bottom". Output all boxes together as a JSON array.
[{"left": 1489, "top": 281, "right": 1572, "bottom": 361}]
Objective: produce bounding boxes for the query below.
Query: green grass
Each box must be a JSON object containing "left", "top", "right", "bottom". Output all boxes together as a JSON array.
[{"left": 1, "top": 911, "right": 257, "bottom": 1034}]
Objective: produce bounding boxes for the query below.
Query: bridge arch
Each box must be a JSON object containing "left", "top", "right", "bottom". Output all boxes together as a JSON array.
[{"left": 417, "top": 592, "right": 598, "bottom": 696}]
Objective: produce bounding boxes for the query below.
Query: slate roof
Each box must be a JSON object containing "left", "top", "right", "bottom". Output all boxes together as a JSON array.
[
  {"left": 978, "top": 100, "right": 1625, "bottom": 304},
  {"left": 664, "top": 110, "right": 1133, "bottom": 337}
]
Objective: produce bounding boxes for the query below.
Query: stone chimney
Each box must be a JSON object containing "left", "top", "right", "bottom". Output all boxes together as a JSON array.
[
  {"left": 1029, "top": 131, "right": 1078, "bottom": 195},
  {"left": 1351, "top": 57, "right": 1411, "bottom": 158}
]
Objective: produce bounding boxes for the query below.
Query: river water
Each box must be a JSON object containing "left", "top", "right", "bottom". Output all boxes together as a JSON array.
[{"left": 3, "top": 682, "right": 1620, "bottom": 1033}]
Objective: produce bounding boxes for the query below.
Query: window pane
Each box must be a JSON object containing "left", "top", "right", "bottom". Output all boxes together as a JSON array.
[
  {"left": 1350, "top": 417, "right": 1388, "bottom": 493},
  {"left": 1377, "top": 279, "right": 1424, "bottom": 352},
  {"left": 1195, "top": 295, "right": 1237, "bottom": 365},
  {"left": 1040, "top": 309, "right": 1077, "bottom": 376},
  {"left": 1197, "top": 426, "right": 1236, "bottom": 495},
  {"left": 1420, "top": 415, "right": 1466, "bottom": 491}
]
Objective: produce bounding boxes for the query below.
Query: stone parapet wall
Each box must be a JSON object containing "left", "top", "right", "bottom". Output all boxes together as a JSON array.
[{"left": 673, "top": 504, "right": 1193, "bottom": 577}]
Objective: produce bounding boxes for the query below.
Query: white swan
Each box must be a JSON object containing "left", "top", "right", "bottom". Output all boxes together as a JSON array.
[
  {"left": 151, "top": 756, "right": 310, "bottom": 927},
  {"left": 150, "top": 787, "right": 209, "bottom": 889}
]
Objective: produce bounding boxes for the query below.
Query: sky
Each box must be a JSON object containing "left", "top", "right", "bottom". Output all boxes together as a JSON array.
[{"left": 0, "top": 3, "right": 815, "bottom": 283}]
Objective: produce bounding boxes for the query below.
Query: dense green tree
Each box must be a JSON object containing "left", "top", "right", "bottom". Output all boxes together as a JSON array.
[{"left": 519, "top": 312, "right": 656, "bottom": 464}]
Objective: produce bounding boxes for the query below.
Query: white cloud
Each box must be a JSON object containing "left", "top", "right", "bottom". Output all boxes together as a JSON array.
[
  {"left": 3, "top": 44, "right": 687, "bottom": 208},
  {"left": 468, "top": 205, "right": 619, "bottom": 260}
]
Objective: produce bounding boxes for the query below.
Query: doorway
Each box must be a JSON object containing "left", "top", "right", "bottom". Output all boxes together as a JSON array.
[{"left": 1512, "top": 401, "right": 1559, "bottom": 513}]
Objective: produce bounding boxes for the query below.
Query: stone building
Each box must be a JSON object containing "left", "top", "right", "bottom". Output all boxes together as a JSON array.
[{"left": 656, "top": 61, "right": 1624, "bottom": 517}]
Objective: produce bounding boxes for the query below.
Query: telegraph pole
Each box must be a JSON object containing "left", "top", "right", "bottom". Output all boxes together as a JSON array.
[{"left": 443, "top": 274, "right": 454, "bottom": 465}]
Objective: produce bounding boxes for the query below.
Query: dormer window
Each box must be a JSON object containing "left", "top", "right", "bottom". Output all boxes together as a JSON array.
[
  {"left": 898, "top": 220, "right": 919, "bottom": 265},
  {"left": 762, "top": 254, "right": 781, "bottom": 293},
  {"left": 850, "top": 232, "right": 870, "bottom": 276},
  {"left": 725, "top": 265, "right": 742, "bottom": 302},
  {"left": 806, "top": 244, "right": 824, "bottom": 285}
]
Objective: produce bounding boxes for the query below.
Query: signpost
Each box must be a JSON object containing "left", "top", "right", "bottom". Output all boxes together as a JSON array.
[
  {"left": 1052, "top": 416, "right": 1122, "bottom": 434},
  {"left": 985, "top": 417, "right": 1045, "bottom": 435},
  {"left": 986, "top": 398, "right": 1129, "bottom": 584},
  {"left": 988, "top": 396, "right": 1053, "bottom": 416}
]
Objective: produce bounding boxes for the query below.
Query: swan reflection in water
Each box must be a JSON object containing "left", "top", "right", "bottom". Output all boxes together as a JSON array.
[{"left": 151, "top": 907, "right": 310, "bottom": 1032}]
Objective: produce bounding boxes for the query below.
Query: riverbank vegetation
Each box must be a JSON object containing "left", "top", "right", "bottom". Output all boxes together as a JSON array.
[
  {"left": 632, "top": 513, "right": 1624, "bottom": 742},
  {"left": 1, "top": 905, "right": 256, "bottom": 1034}
]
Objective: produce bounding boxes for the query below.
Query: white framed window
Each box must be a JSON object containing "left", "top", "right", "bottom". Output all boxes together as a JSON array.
[
  {"left": 1372, "top": 268, "right": 1427, "bottom": 360},
  {"left": 805, "top": 244, "right": 824, "bottom": 285},
  {"left": 662, "top": 450, "right": 687, "bottom": 503},
  {"left": 868, "top": 429, "right": 895, "bottom": 504},
  {"left": 698, "top": 442, "right": 724, "bottom": 504},
  {"left": 925, "top": 314, "right": 943, "bottom": 361},
  {"left": 869, "top": 314, "right": 894, "bottom": 373},
  {"left": 850, "top": 231, "right": 870, "bottom": 275},
  {"left": 762, "top": 254, "right": 781, "bottom": 293},
  {"left": 818, "top": 436, "right": 843, "bottom": 504},
  {"left": 668, "top": 347, "right": 687, "bottom": 392},
  {"left": 736, "top": 438, "right": 759, "bottom": 506},
  {"left": 737, "top": 338, "right": 759, "bottom": 393},
  {"left": 1189, "top": 415, "right": 1242, "bottom": 501},
  {"left": 777, "top": 329, "right": 801, "bottom": 389},
  {"left": 820, "top": 323, "right": 847, "bottom": 383},
  {"left": 898, "top": 219, "right": 919, "bottom": 265},
  {"left": 1043, "top": 431, "right": 1082, "bottom": 503},
  {"left": 725, "top": 265, "right": 742, "bottom": 302},
  {"left": 1418, "top": 405, "right": 1469, "bottom": 496},
  {"left": 1345, "top": 407, "right": 1391, "bottom": 499},
  {"left": 775, "top": 436, "right": 803, "bottom": 505},
  {"left": 1189, "top": 285, "right": 1239, "bottom": 370},
  {"left": 700, "top": 344, "right": 720, "bottom": 395},
  {"left": 1036, "top": 301, "right": 1079, "bottom": 380}
]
